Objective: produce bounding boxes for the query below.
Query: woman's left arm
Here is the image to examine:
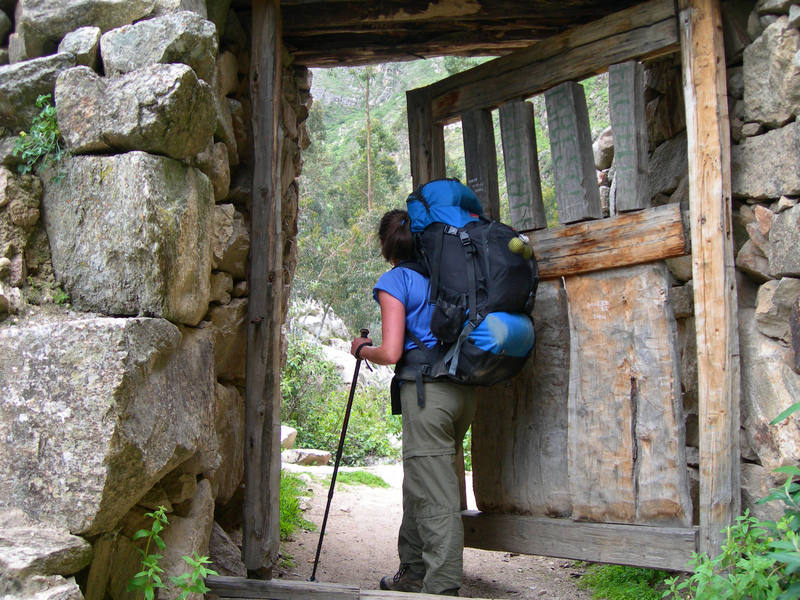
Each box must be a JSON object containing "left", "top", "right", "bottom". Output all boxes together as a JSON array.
[{"left": 350, "top": 291, "right": 405, "bottom": 365}]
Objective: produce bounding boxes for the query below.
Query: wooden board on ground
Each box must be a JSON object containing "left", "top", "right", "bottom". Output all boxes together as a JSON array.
[
  {"left": 462, "top": 511, "right": 697, "bottom": 572},
  {"left": 472, "top": 280, "right": 571, "bottom": 517},
  {"left": 565, "top": 263, "right": 692, "bottom": 526}
]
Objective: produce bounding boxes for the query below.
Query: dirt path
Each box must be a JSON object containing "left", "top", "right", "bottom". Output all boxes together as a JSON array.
[{"left": 278, "top": 463, "right": 593, "bottom": 599}]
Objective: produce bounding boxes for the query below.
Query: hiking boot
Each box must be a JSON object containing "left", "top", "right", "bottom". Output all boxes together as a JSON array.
[{"left": 379, "top": 564, "right": 423, "bottom": 593}]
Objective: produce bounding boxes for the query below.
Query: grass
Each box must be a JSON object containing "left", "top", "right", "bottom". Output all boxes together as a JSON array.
[
  {"left": 324, "top": 469, "right": 390, "bottom": 489},
  {"left": 577, "top": 564, "right": 670, "bottom": 600},
  {"left": 279, "top": 470, "right": 316, "bottom": 541}
]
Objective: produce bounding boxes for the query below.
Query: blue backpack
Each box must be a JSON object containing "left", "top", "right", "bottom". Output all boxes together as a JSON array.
[{"left": 393, "top": 179, "right": 538, "bottom": 406}]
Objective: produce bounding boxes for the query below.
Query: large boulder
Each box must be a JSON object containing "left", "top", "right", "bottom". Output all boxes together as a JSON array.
[
  {"left": 212, "top": 204, "right": 248, "bottom": 279},
  {"left": 42, "top": 152, "right": 213, "bottom": 325},
  {"left": 755, "top": 277, "right": 800, "bottom": 341},
  {"left": 12, "top": 0, "right": 155, "bottom": 61},
  {"left": 149, "top": 0, "right": 207, "bottom": 17},
  {"left": 743, "top": 17, "right": 800, "bottom": 127},
  {"left": 646, "top": 131, "right": 687, "bottom": 202},
  {"left": 55, "top": 64, "right": 214, "bottom": 160},
  {"left": 0, "top": 574, "right": 84, "bottom": 600},
  {"left": 206, "top": 297, "right": 247, "bottom": 385},
  {"left": 0, "top": 167, "right": 42, "bottom": 287},
  {"left": 0, "top": 524, "right": 92, "bottom": 578},
  {"left": 769, "top": 203, "right": 800, "bottom": 277},
  {"left": 732, "top": 121, "right": 800, "bottom": 199},
  {"left": 57, "top": 26, "right": 102, "bottom": 70},
  {"left": 101, "top": 11, "right": 218, "bottom": 84},
  {"left": 0, "top": 316, "right": 216, "bottom": 536},
  {"left": 0, "top": 53, "right": 76, "bottom": 132},
  {"left": 205, "top": 383, "right": 244, "bottom": 505},
  {"left": 739, "top": 308, "right": 800, "bottom": 474}
]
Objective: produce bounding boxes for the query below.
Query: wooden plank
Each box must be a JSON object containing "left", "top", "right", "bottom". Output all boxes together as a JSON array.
[
  {"left": 462, "top": 511, "right": 697, "bottom": 572},
  {"left": 244, "top": 0, "right": 283, "bottom": 577},
  {"left": 472, "top": 280, "right": 571, "bottom": 517},
  {"left": 499, "top": 100, "right": 547, "bottom": 230},
  {"left": 565, "top": 263, "right": 692, "bottom": 527},
  {"left": 529, "top": 203, "right": 688, "bottom": 279},
  {"left": 207, "top": 575, "right": 358, "bottom": 599},
  {"left": 678, "top": 0, "right": 741, "bottom": 557},
  {"left": 361, "top": 592, "right": 500, "bottom": 600},
  {"left": 608, "top": 61, "right": 650, "bottom": 212},
  {"left": 421, "top": 0, "right": 679, "bottom": 123},
  {"left": 461, "top": 108, "right": 500, "bottom": 220},
  {"left": 407, "top": 88, "right": 444, "bottom": 189},
  {"left": 545, "top": 81, "right": 602, "bottom": 224}
]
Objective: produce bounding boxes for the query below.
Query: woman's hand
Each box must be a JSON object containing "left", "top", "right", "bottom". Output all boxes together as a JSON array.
[{"left": 350, "top": 336, "right": 373, "bottom": 358}]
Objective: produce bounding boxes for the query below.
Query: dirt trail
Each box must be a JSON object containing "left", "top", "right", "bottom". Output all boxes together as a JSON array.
[{"left": 278, "top": 463, "right": 593, "bottom": 599}]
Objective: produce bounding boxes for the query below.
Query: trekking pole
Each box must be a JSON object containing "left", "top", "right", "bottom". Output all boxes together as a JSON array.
[{"left": 309, "top": 328, "right": 370, "bottom": 582}]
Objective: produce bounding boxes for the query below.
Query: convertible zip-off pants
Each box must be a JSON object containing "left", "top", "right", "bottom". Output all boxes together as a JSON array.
[{"left": 397, "top": 380, "right": 476, "bottom": 595}]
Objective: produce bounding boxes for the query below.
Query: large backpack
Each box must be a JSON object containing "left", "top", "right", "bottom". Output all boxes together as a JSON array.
[{"left": 396, "top": 178, "right": 539, "bottom": 396}]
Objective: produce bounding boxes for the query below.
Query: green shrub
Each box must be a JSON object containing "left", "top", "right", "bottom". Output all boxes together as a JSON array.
[
  {"left": 279, "top": 470, "right": 316, "bottom": 541},
  {"left": 578, "top": 564, "right": 668, "bottom": 600}
]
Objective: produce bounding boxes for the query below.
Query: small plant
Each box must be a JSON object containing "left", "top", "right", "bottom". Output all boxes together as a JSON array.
[
  {"left": 12, "top": 94, "right": 67, "bottom": 179},
  {"left": 327, "top": 469, "right": 390, "bottom": 488},
  {"left": 128, "top": 506, "right": 218, "bottom": 600},
  {"left": 52, "top": 286, "right": 69, "bottom": 305},
  {"left": 280, "top": 470, "right": 316, "bottom": 541},
  {"left": 579, "top": 563, "right": 668, "bottom": 600}
]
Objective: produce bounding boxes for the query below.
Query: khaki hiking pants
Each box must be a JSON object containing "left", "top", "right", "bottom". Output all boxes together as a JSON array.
[{"left": 397, "top": 380, "right": 476, "bottom": 595}]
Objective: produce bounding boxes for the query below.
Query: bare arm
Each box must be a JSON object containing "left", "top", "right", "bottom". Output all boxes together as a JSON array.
[{"left": 350, "top": 291, "right": 405, "bottom": 365}]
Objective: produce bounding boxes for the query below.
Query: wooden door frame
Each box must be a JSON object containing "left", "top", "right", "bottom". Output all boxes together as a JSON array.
[{"left": 407, "top": 0, "right": 739, "bottom": 566}]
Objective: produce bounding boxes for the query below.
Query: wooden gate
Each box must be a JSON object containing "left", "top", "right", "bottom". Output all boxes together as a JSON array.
[{"left": 406, "top": 0, "right": 739, "bottom": 570}]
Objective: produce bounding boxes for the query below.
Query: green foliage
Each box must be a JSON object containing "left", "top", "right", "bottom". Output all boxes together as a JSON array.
[
  {"left": 664, "top": 407, "right": 800, "bottom": 600},
  {"left": 328, "top": 469, "right": 390, "bottom": 488},
  {"left": 578, "top": 564, "right": 669, "bottom": 600},
  {"left": 280, "top": 470, "right": 316, "bottom": 541},
  {"left": 462, "top": 426, "right": 473, "bottom": 472},
  {"left": 52, "top": 286, "right": 69, "bottom": 305},
  {"left": 281, "top": 331, "right": 401, "bottom": 465},
  {"left": 12, "top": 94, "right": 67, "bottom": 179},
  {"left": 128, "top": 506, "right": 217, "bottom": 600}
]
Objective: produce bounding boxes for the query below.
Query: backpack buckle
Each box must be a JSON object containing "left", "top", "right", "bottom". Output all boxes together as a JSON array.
[{"left": 458, "top": 231, "right": 471, "bottom": 246}]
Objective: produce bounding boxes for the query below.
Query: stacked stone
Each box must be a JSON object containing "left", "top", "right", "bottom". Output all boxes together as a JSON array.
[{"left": 0, "top": 1, "right": 312, "bottom": 598}]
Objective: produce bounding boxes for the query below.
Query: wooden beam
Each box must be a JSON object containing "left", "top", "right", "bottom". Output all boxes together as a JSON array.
[
  {"left": 208, "top": 575, "right": 358, "bottom": 599},
  {"left": 416, "top": 0, "right": 679, "bottom": 124},
  {"left": 407, "top": 88, "right": 444, "bottom": 189},
  {"left": 499, "top": 100, "right": 547, "bottom": 230},
  {"left": 463, "top": 511, "right": 697, "bottom": 572},
  {"left": 244, "top": 0, "right": 283, "bottom": 578},
  {"left": 462, "top": 108, "right": 500, "bottom": 220},
  {"left": 529, "top": 202, "right": 688, "bottom": 280},
  {"left": 678, "top": 0, "right": 741, "bottom": 558}
]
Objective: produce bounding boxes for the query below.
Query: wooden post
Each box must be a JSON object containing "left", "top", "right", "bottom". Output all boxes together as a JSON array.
[
  {"left": 608, "top": 61, "right": 650, "bottom": 212},
  {"left": 407, "top": 88, "right": 444, "bottom": 189},
  {"left": 462, "top": 107, "right": 500, "bottom": 220},
  {"left": 544, "top": 81, "right": 602, "bottom": 224},
  {"left": 499, "top": 100, "right": 547, "bottom": 230},
  {"left": 244, "top": 0, "right": 283, "bottom": 578},
  {"left": 678, "top": 0, "right": 740, "bottom": 557}
]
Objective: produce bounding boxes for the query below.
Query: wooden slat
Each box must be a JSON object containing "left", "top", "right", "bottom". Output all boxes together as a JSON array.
[
  {"left": 678, "top": 0, "right": 741, "bottom": 557},
  {"left": 407, "top": 88, "right": 445, "bottom": 189},
  {"left": 463, "top": 511, "right": 697, "bottom": 571},
  {"left": 566, "top": 263, "right": 692, "bottom": 527},
  {"left": 461, "top": 108, "right": 501, "bottom": 220},
  {"left": 208, "top": 575, "right": 358, "bottom": 599},
  {"left": 244, "top": 0, "right": 283, "bottom": 577},
  {"left": 608, "top": 61, "right": 650, "bottom": 212},
  {"left": 421, "top": 0, "right": 678, "bottom": 124},
  {"left": 529, "top": 203, "right": 688, "bottom": 279},
  {"left": 499, "top": 100, "right": 547, "bottom": 230},
  {"left": 544, "top": 81, "right": 602, "bottom": 224}
]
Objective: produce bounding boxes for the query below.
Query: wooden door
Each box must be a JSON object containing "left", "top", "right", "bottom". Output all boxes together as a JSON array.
[{"left": 406, "top": 0, "right": 739, "bottom": 569}]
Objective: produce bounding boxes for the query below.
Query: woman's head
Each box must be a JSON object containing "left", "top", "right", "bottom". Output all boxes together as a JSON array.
[{"left": 378, "top": 209, "right": 414, "bottom": 265}]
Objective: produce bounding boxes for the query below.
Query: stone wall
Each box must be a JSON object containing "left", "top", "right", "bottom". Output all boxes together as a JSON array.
[{"left": 0, "top": 1, "right": 310, "bottom": 598}]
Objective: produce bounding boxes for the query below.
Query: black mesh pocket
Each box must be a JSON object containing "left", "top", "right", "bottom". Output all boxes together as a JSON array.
[{"left": 430, "top": 295, "right": 466, "bottom": 344}]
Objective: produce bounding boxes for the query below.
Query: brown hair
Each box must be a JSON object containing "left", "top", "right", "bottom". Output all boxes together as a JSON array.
[{"left": 378, "top": 209, "right": 415, "bottom": 264}]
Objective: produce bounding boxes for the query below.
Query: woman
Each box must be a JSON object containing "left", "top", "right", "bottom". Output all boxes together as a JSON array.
[{"left": 350, "top": 209, "right": 475, "bottom": 597}]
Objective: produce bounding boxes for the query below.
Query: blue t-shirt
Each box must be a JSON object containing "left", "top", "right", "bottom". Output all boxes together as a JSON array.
[{"left": 373, "top": 266, "right": 437, "bottom": 351}]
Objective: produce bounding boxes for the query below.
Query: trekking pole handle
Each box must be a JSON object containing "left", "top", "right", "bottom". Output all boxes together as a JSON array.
[{"left": 360, "top": 328, "right": 369, "bottom": 339}]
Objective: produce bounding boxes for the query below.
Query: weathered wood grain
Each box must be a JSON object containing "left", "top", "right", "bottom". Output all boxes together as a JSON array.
[
  {"left": 529, "top": 197, "right": 687, "bottom": 280},
  {"left": 462, "top": 108, "right": 501, "bottom": 220},
  {"left": 608, "top": 61, "right": 650, "bottom": 212},
  {"left": 407, "top": 88, "right": 445, "bottom": 189},
  {"left": 422, "top": 0, "right": 679, "bottom": 123},
  {"left": 244, "top": 0, "right": 283, "bottom": 577},
  {"left": 208, "top": 575, "right": 358, "bottom": 599},
  {"left": 678, "top": 0, "right": 741, "bottom": 557},
  {"left": 499, "top": 100, "right": 547, "bottom": 230},
  {"left": 565, "top": 263, "right": 692, "bottom": 527},
  {"left": 472, "top": 280, "right": 571, "bottom": 517},
  {"left": 462, "top": 511, "right": 697, "bottom": 571},
  {"left": 545, "top": 81, "right": 602, "bottom": 223}
]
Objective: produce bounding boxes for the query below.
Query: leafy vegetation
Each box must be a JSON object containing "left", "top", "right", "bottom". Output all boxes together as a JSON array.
[
  {"left": 280, "top": 470, "right": 316, "bottom": 541},
  {"left": 12, "top": 94, "right": 68, "bottom": 180},
  {"left": 280, "top": 331, "right": 400, "bottom": 465},
  {"left": 127, "top": 506, "right": 218, "bottom": 600},
  {"left": 578, "top": 564, "right": 669, "bottom": 600},
  {"left": 326, "top": 469, "right": 390, "bottom": 489}
]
